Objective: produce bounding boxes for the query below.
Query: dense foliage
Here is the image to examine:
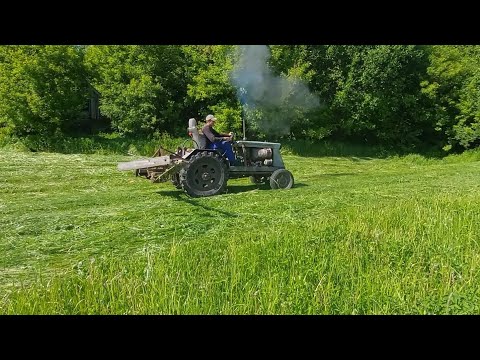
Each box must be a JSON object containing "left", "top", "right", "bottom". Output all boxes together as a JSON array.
[
  {"left": 1, "top": 45, "right": 479, "bottom": 151},
  {"left": 84, "top": 45, "right": 188, "bottom": 135},
  {"left": 0, "top": 45, "right": 89, "bottom": 136}
]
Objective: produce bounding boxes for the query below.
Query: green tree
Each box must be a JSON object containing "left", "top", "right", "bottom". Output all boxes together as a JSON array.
[
  {"left": 268, "top": 45, "right": 327, "bottom": 140},
  {"left": 84, "top": 45, "right": 188, "bottom": 135},
  {"left": 422, "top": 45, "right": 480, "bottom": 150},
  {"left": 0, "top": 45, "right": 89, "bottom": 136},
  {"left": 337, "top": 46, "right": 431, "bottom": 146},
  {"left": 182, "top": 45, "right": 242, "bottom": 134},
  {"left": 270, "top": 45, "right": 433, "bottom": 147}
]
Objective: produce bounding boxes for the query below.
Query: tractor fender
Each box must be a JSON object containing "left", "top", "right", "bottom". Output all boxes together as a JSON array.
[{"left": 183, "top": 148, "right": 226, "bottom": 161}]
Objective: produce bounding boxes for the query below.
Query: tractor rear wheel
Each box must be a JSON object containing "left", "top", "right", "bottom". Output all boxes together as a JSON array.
[
  {"left": 179, "top": 151, "right": 228, "bottom": 197},
  {"left": 269, "top": 169, "right": 294, "bottom": 189}
]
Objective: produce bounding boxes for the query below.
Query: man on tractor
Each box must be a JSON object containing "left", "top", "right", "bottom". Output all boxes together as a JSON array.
[{"left": 201, "top": 114, "right": 236, "bottom": 165}]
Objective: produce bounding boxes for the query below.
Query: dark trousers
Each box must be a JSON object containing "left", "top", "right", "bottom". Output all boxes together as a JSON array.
[{"left": 208, "top": 141, "right": 235, "bottom": 165}]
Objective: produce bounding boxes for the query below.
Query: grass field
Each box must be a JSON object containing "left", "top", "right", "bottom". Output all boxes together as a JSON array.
[{"left": 1, "top": 145, "right": 480, "bottom": 314}]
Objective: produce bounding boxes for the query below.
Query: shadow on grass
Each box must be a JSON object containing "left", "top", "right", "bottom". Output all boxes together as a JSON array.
[
  {"left": 349, "top": 156, "right": 375, "bottom": 162},
  {"left": 157, "top": 182, "right": 309, "bottom": 213},
  {"left": 13, "top": 134, "right": 185, "bottom": 156},
  {"left": 159, "top": 182, "right": 308, "bottom": 198},
  {"left": 226, "top": 182, "right": 308, "bottom": 194},
  {"left": 10, "top": 133, "right": 448, "bottom": 161},
  {"left": 282, "top": 140, "right": 446, "bottom": 160},
  {"left": 321, "top": 173, "right": 358, "bottom": 177},
  {"left": 225, "top": 184, "right": 269, "bottom": 194},
  {"left": 156, "top": 190, "right": 239, "bottom": 218}
]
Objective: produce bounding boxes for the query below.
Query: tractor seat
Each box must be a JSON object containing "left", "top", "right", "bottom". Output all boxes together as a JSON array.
[{"left": 188, "top": 118, "right": 207, "bottom": 149}]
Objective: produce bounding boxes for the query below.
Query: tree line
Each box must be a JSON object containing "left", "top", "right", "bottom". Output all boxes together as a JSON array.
[{"left": 0, "top": 45, "right": 479, "bottom": 152}]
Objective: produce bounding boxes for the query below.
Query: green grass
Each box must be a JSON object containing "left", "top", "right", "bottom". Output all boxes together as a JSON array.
[{"left": 1, "top": 145, "right": 480, "bottom": 314}]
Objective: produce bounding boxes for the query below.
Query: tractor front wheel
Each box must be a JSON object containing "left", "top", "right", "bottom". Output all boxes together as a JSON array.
[{"left": 269, "top": 169, "right": 294, "bottom": 190}]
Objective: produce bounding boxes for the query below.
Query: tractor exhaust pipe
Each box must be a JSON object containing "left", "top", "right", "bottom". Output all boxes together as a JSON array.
[
  {"left": 242, "top": 111, "right": 246, "bottom": 141},
  {"left": 240, "top": 87, "right": 247, "bottom": 140}
]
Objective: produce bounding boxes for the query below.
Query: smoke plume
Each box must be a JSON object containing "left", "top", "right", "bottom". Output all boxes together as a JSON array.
[{"left": 230, "top": 45, "right": 319, "bottom": 138}]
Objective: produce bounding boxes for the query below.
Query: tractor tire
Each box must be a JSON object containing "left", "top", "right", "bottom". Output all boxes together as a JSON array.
[
  {"left": 269, "top": 169, "right": 294, "bottom": 190},
  {"left": 171, "top": 173, "right": 182, "bottom": 189},
  {"left": 179, "top": 151, "right": 228, "bottom": 197}
]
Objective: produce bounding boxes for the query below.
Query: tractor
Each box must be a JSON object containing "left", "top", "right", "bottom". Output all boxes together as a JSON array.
[{"left": 117, "top": 118, "right": 294, "bottom": 197}]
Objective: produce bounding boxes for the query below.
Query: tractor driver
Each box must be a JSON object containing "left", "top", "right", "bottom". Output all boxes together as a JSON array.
[{"left": 202, "top": 114, "right": 236, "bottom": 165}]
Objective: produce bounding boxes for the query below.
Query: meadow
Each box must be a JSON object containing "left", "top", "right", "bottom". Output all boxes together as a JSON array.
[{"left": 1, "top": 139, "right": 479, "bottom": 314}]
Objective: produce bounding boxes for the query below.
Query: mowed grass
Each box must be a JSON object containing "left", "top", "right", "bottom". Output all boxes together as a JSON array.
[{"left": 1, "top": 147, "right": 480, "bottom": 314}]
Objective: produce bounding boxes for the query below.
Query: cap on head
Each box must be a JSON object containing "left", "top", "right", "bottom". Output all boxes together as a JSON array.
[{"left": 206, "top": 114, "right": 217, "bottom": 122}]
